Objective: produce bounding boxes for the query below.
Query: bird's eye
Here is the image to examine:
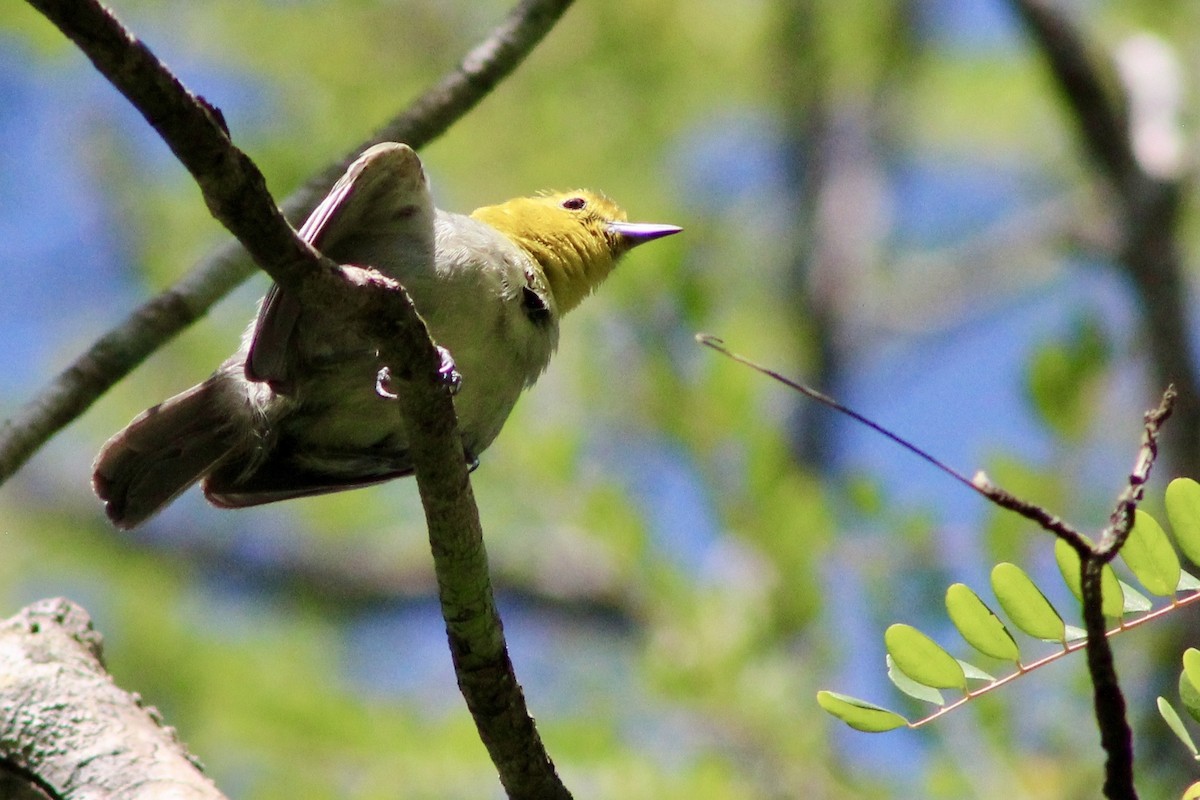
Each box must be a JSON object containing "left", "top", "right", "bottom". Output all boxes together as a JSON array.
[{"left": 561, "top": 196, "right": 587, "bottom": 211}]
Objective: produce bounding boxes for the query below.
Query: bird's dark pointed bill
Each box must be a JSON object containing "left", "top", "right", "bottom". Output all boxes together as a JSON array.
[{"left": 609, "top": 221, "right": 683, "bottom": 247}]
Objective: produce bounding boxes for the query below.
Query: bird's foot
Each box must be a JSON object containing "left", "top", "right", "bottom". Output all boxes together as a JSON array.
[
  {"left": 375, "top": 347, "right": 460, "bottom": 399},
  {"left": 436, "top": 346, "right": 462, "bottom": 394}
]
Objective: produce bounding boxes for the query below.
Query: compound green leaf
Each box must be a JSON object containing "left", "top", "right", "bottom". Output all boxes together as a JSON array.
[
  {"left": 816, "top": 691, "right": 908, "bottom": 732},
  {"left": 1054, "top": 539, "right": 1124, "bottom": 618},
  {"left": 1121, "top": 509, "right": 1180, "bottom": 597},
  {"left": 886, "top": 655, "right": 944, "bottom": 705},
  {"left": 884, "top": 624, "right": 966, "bottom": 690},
  {"left": 945, "top": 583, "right": 1020, "bottom": 662},
  {"left": 1166, "top": 478, "right": 1200, "bottom": 566},
  {"left": 991, "top": 562, "right": 1065, "bottom": 642},
  {"left": 1158, "top": 697, "right": 1199, "bottom": 757}
]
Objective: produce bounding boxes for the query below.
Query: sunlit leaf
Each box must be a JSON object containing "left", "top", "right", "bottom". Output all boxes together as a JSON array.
[
  {"left": 884, "top": 624, "right": 966, "bottom": 690},
  {"left": 886, "top": 655, "right": 944, "bottom": 705},
  {"left": 1185, "top": 649, "right": 1200, "bottom": 680},
  {"left": 1181, "top": 666, "right": 1200, "bottom": 726},
  {"left": 991, "top": 562, "right": 1065, "bottom": 642},
  {"left": 957, "top": 659, "right": 994, "bottom": 682},
  {"left": 1121, "top": 509, "right": 1180, "bottom": 597},
  {"left": 944, "top": 583, "right": 1020, "bottom": 662},
  {"left": 1064, "top": 624, "right": 1087, "bottom": 643},
  {"left": 1184, "top": 782, "right": 1200, "bottom": 799},
  {"left": 1117, "top": 581, "right": 1152, "bottom": 614},
  {"left": 1179, "top": 570, "right": 1200, "bottom": 591},
  {"left": 1158, "top": 697, "right": 1198, "bottom": 757},
  {"left": 816, "top": 691, "right": 908, "bottom": 732},
  {"left": 1184, "top": 649, "right": 1200, "bottom": 704},
  {"left": 1166, "top": 478, "right": 1200, "bottom": 566},
  {"left": 1054, "top": 540, "right": 1124, "bottom": 618}
]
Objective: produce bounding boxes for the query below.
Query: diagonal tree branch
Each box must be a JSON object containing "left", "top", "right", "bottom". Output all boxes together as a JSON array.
[
  {"left": 1009, "top": 0, "right": 1200, "bottom": 477},
  {"left": 0, "top": 0, "right": 577, "bottom": 486},
  {"left": 15, "top": 1, "right": 573, "bottom": 797},
  {"left": 0, "top": 598, "right": 228, "bottom": 800},
  {"left": 1010, "top": 0, "right": 1136, "bottom": 186}
]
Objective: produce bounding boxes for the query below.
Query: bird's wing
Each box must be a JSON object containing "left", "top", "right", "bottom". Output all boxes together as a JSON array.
[
  {"left": 246, "top": 142, "right": 435, "bottom": 386},
  {"left": 202, "top": 454, "right": 414, "bottom": 509}
]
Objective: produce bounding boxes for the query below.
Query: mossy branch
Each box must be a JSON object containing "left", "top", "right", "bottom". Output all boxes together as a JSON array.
[{"left": 11, "top": 1, "right": 575, "bottom": 797}]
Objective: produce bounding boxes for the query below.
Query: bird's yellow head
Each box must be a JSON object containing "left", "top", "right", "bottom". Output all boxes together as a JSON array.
[{"left": 472, "top": 190, "right": 680, "bottom": 314}]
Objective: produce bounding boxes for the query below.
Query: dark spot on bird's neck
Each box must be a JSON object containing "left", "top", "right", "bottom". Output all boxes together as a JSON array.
[{"left": 522, "top": 285, "right": 552, "bottom": 326}]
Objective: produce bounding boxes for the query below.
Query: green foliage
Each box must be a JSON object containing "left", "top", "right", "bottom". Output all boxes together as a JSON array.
[
  {"left": 1158, "top": 647, "right": 1200, "bottom": 800},
  {"left": 820, "top": 481, "right": 1200, "bottom": 755},
  {"left": 1122, "top": 510, "right": 1182, "bottom": 596},
  {"left": 991, "top": 562, "right": 1069, "bottom": 642},
  {"left": 1024, "top": 315, "right": 1112, "bottom": 441},
  {"left": 885, "top": 624, "right": 966, "bottom": 691},
  {"left": 1053, "top": 539, "right": 1125, "bottom": 618},
  {"left": 1159, "top": 696, "right": 1198, "bottom": 759},
  {"left": 886, "top": 654, "right": 946, "bottom": 704},
  {"left": 1168, "top": 479, "right": 1200, "bottom": 565},
  {"left": 816, "top": 691, "right": 907, "bottom": 733},
  {"left": 8, "top": 0, "right": 1200, "bottom": 798},
  {"left": 944, "top": 583, "right": 1019, "bottom": 662},
  {"left": 1179, "top": 662, "right": 1200, "bottom": 727}
]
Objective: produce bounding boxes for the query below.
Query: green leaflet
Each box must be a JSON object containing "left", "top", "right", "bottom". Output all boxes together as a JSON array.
[
  {"left": 957, "top": 659, "right": 994, "bottom": 682},
  {"left": 1179, "top": 571, "right": 1200, "bottom": 591},
  {"left": 1158, "top": 697, "right": 1199, "bottom": 758},
  {"left": 1185, "top": 649, "right": 1200, "bottom": 694},
  {"left": 816, "top": 691, "right": 907, "bottom": 732},
  {"left": 1121, "top": 509, "right": 1181, "bottom": 597},
  {"left": 945, "top": 582, "right": 1020, "bottom": 663},
  {"left": 1054, "top": 540, "right": 1125, "bottom": 618},
  {"left": 1117, "top": 581, "right": 1152, "bottom": 613},
  {"left": 1166, "top": 478, "right": 1200, "bottom": 566},
  {"left": 886, "top": 655, "right": 944, "bottom": 705},
  {"left": 991, "top": 562, "right": 1066, "bottom": 642},
  {"left": 884, "top": 624, "right": 966, "bottom": 690},
  {"left": 1182, "top": 649, "right": 1200, "bottom": 725}
]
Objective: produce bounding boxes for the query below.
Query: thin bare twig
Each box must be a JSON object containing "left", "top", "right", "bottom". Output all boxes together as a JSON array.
[
  {"left": 0, "top": 0, "right": 577, "bottom": 486},
  {"left": 17, "top": 1, "right": 574, "bottom": 797},
  {"left": 701, "top": 336, "right": 1173, "bottom": 800},
  {"left": 697, "top": 334, "right": 1097, "bottom": 555},
  {"left": 1097, "top": 386, "right": 1175, "bottom": 559}
]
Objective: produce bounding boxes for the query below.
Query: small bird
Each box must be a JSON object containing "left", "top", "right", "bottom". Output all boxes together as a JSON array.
[{"left": 94, "top": 142, "right": 680, "bottom": 529}]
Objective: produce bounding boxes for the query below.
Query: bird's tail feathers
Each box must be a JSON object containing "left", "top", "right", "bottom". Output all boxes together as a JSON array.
[{"left": 92, "top": 379, "right": 243, "bottom": 529}]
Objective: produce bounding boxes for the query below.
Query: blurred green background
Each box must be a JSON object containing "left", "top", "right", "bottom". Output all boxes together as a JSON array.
[{"left": 4, "top": 0, "right": 1200, "bottom": 797}]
